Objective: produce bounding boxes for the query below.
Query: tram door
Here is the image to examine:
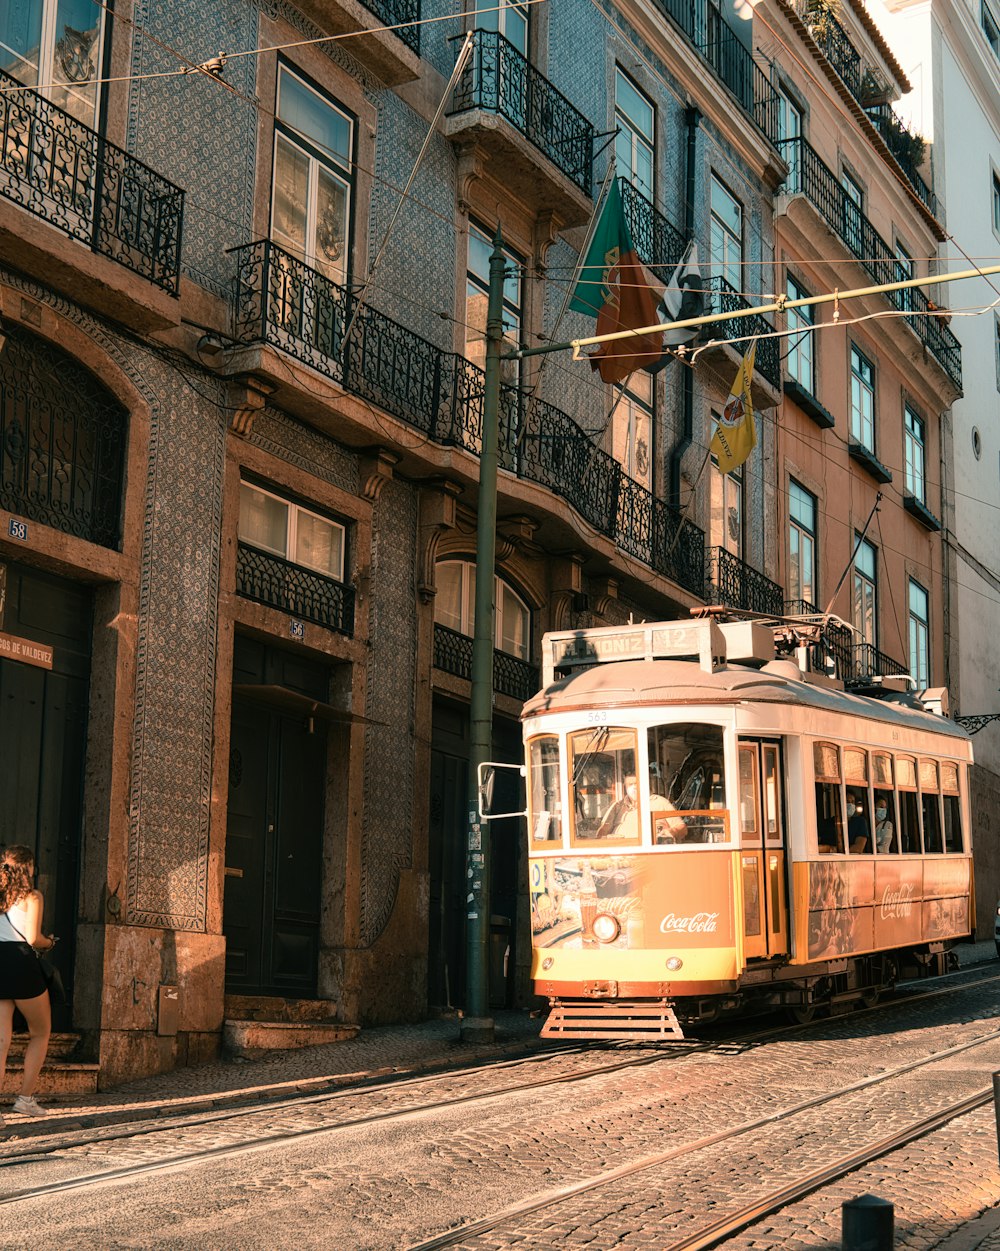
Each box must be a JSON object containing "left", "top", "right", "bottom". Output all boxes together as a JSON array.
[{"left": 737, "top": 741, "right": 788, "bottom": 959}]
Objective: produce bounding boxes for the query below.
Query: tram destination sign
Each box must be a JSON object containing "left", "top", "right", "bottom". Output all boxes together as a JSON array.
[
  {"left": 544, "top": 619, "right": 724, "bottom": 686},
  {"left": 0, "top": 631, "right": 53, "bottom": 671}
]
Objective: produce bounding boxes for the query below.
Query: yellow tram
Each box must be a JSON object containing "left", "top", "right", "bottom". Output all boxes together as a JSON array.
[{"left": 521, "top": 617, "right": 974, "bottom": 1039}]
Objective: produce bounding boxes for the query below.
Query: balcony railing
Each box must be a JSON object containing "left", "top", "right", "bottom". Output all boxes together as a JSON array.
[
  {"left": 363, "top": 0, "right": 420, "bottom": 52},
  {"left": 232, "top": 241, "right": 707, "bottom": 596},
  {"left": 619, "top": 180, "right": 687, "bottom": 285},
  {"left": 236, "top": 542, "right": 355, "bottom": 635},
  {"left": 799, "top": 6, "right": 891, "bottom": 109},
  {"left": 704, "top": 277, "right": 780, "bottom": 390},
  {"left": 863, "top": 104, "right": 935, "bottom": 214},
  {"left": 433, "top": 623, "right": 540, "bottom": 702},
  {"left": 653, "top": 0, "right": 781, "bottom": 143},
  {"left": 0, "top": 67, "right": 183, "bottom": 294},
  {"left": 850, "top": 642, "right": 909, "bottom": 685},
  {"left": 705, "top": 547, "right": 784, "bottom": 617},
  {"left": 448, "top": 31, "right": 594, "bottom": 196},
  {"left": 778, "top": 137, "right": 962, "bottom": 390},
  {"left": 781, "top": 601, "right": 910, "bottom": 686}
]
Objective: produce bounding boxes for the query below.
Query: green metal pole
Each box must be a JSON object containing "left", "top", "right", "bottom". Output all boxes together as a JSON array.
[{"left": 461, "top": 225, "right": 505, "bottom": 1043}]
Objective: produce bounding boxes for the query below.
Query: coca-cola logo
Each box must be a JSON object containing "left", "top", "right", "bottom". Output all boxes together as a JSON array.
[
  {"left": 659, "top": 912, "right": 719, "bottom": 934},
  {"left": 880, "top": 883, "right": 914, "bottom": 920}
]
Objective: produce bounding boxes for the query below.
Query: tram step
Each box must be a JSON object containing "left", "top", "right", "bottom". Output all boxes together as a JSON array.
[{"left": 542, "top": 1002, "right": 685, "bottom": 1042}]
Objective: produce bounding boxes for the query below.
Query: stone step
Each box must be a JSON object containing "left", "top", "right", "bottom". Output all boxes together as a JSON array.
[
  {"left": 1, "top": 1062, "right": 100, "bottom": 1100},
  {"left": 7, "top": 1032, "right": 82, "bottom": 1061},
  {"left": 223, "top": 994, "right": 340, "bottom": 1024},
  {"left": 223, "top": 1019, "right": 359, "bottom": 1057}
]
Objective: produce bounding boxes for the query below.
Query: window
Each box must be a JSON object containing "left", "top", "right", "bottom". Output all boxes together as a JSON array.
[
  {"left": 239, "top": 481, "right": 346, "bottom": 581},
  {"left": 984, "top": 1, "right": 1000, "bottom": 56},
  {"left": 648, "top": 723, "right": 727, "bottom": 844},
  {"left": 920, "top": 759, "right": 943, "bottom": 853},
  {"left": 788, "top": 479, "right": 817, "bottom": 608},
  {"left": 850, "top": 345, "right": 875, "bottom": 451},
  {"left": 904, "top": 405, "right": 926, "bottom": 503},
  {"left": 853, "top": 535, "right": 877, "bottom": 648},
  {"left": 465, "top": 220, "right": 522, "bottom": 382},
  {"left": 612, "top": 371, "right": 654, "bottom": 489},
  {"left": 569, "top": 727, "right": 640, "bottom": 847},
  {"left": 785, "top": 275, "right": 814, "bottom": 392},
  {"left": 994, "top": 315, "right": 1000, "bottom": 390},
  {"left": 776, "top": 87, "right": 802, "bottom": 193},
  {"left": 896, "top": 755, "right": 921, "bottom": 852},
  {"left": 434, "top": 560, "right": 529, "bottom": 659},
  {"left": 814, "top": 741, "right": 845, "bottom": 854},
  {"left": 615, "top": 70, "right": 654, "bottom": 201},
  {"left": 475, "top": 0, "right": 528, "bottom": 53},
  {"left": 872, "top": 752, "right": 897, "bottom": 854},
  {"left": 994, "top": 173, "right": 1000, "bottom": 234},
  {"left": 895, "top": 241, "right": 913, "bottom": 312},
  {"left": 527, "top": 736, "right": 561, "bottom": 843},
  {"left": 710, "top": 176, "right": 743, "bottom": 290},
  {"left": 271, "top": 65, "right": 353, "bottom": 284},
  {"left": 711, "top": 450, "right": 744, "bottom": 557},
  {"left": 841, "top": 171, "right": 864, "bottom": 256},
  {"left": 941, "top": 761, "right": 964, "bottom": 853},
  {"left": 0, "top": 0, "right": 105, "bottom": 125},
  {"left": 908, "top": 578, "right": 929, "bottom": 687}
]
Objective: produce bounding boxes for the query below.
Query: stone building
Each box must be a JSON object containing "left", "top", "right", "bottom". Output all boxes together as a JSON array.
[{"left": 0, "top": 0, "right": 966, "bottom": 1088}]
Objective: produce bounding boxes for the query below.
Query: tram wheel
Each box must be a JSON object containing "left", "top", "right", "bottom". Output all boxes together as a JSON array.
[
  {"left": 787, "top": 1003, "right": 818, "bottom": 1025},
  {"left": 859, "top": 988, "right": 881, "bottom": 1009}
]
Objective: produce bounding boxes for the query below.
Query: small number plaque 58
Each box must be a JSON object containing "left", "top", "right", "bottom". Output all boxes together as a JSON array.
[{"left": 7, "top": 518, "right": 28, "bottom": 542}]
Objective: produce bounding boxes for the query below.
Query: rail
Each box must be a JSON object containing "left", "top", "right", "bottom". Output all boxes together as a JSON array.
[
  {"left": 448, "top": 31, "right": 594, "bottom": 195},
  {"left": 236, "top": 542, "right": 355, "bottom": 635},
  {"left": 704, "top": 276, "right": 781, "bottom": 390},
  {"left": 433, "top": 623, "right": 540, "bottom": 702},
  {"left": 705, "top": 547, "right": 784, "bottom": 616},
  {"left": 231, "top": 241, "right": 707, "bottom": 596},
  {"left": 863, "top": 104, "right": 935, "bottom": 214},
  {"left": 619, "top": 180, "right": 687, "bottom": 285},
  {"left": 363, "top": 0, "right": 420, "bottom": 52},
  {"left": 777, "top": 137, "right": 962, "bottom": 389},
  {"left": 0, "top": 67, "right": 183, "bottom": 294}
]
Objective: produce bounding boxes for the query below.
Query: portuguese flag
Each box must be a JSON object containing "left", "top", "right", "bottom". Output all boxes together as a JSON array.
[{"left": 569, "top": 180, "right": 664, "bottom": 384}]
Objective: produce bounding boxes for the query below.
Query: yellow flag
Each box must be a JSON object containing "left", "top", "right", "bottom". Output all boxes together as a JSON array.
[{"left": 711, "top": 342, "right": 757, "bottom": 475}]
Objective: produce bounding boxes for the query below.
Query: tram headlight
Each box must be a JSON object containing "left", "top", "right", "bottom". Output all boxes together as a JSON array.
[
  {"left": 592, "top": 913, "right": 620, "bottom": 943},
  {"left": 542, "top": 957, "right": 554, "bottom": 970},
  {"left": 665, "top": 956, "right": 684, "bottom": 971}
]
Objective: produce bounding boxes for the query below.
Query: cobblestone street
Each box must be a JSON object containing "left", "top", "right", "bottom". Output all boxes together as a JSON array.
[{"left": 1, "top": 949, "right": 999, "bottom": 1249}]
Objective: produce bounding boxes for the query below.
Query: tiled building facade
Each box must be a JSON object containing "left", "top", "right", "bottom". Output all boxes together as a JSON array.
[{"left": 0, "top": 0, "right": 988, "bottom": 1087}]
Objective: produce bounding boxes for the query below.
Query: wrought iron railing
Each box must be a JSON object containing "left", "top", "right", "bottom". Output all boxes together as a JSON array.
[
  {"left": 231, "top": 241, "right": 708, "bottom": 596},
  {"left": 0, "top": 321, "right": 126, "bottom": 547},
  {"left": 0, "top": 67, "right": 183, "bottom": 294},
  {"left": 703, "top": 277, "right": 780, "bottom": 390},
  {"left": 362, "top": 0, "right": 420, "bottom": 52},
  {"left": 705, "top": 547, "right": 783, "bottom": 616},
  {"left": 863, "top": 104, "right": 934, "bottom": 214},
  {"left": 652, "top": 0, "right": 781, "bottom": 143},
  {"left": 850, "top": 642, "right": 909, "bottom": 684},
  {"left": 800, "top": 6, "right": 890, "bottom": 109},
  {"left": 236, "top": 542, "right": 355, "bottom": 635},
  {"left": 619, "top": 180, "right": 687, "bottom": 285},
  {"left": 433, "top": 623, "right": 540, "bottom": 702},
  {"left": 448, "top": 31, "right": 594, "bottom": 195},
  {"left": 777, "top": 137, "right": 962, "bottom": 389}
]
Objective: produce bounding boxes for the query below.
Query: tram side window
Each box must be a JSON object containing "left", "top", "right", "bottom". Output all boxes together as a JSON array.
[
  {"left": 814, "top": 741, "right": 845, "bottom": 853},
  {"left": 872, "top": 752, "right": 897, "bottom": 854},
  {"left": 920, "top": 759, "right": 944, "bottom": 854},
  {"left": 528, "top": 736, "right": 562, "bottom": 843},
  {"left": 569, "top": 727, "right": 640, "bottom": 845},
  {"left": 647, "top": 723, "right": 727, "bottom": 844},
  {"left": 896, "top": 756, "right": 922, "bottom": 853},
  {"left": 843, "top": 747, "right": 873, "bottom": 854},
  {"left": 941, "top": 762, "right": 964, "bottom": 853}
]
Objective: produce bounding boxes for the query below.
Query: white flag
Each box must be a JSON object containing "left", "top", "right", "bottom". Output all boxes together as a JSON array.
[{"left": 660, "top": 241, "right": 704, "bottom": 347}]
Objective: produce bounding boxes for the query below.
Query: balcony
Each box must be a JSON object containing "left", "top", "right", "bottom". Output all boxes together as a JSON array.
[
  {"left": 619, "top": 180, "right": 687, "bottom": 284},
  {"left": 777, "top": 137, "right": 962, "bottom": 391},
  {"left": 705, "top": 547, "right": 784, "bottom": 617},
  {"left": 284, "top": 0, "right": 421, "bottom": 83},
  {"left": 699, "top": 276, "right": 781, "bottom": 402},
  {"left": 782, "top": 602, "right": 909, "bottom": 687},
  {"left": 445, "top": 31, "right": 594, "bottom": 222},
  {"left": 799, "top": 5, "right": 891, "bottom": 109},
  {"left": 231, "top": 241, "right": 707, "bottom": 598},
  {"left": 849, "top": 642, "right": 909, "bottom": 688},
  {"left": 0, "top": 66, "right": 183, "bottom": 296},
  {"left": 863, "top": 104, "right": 935, "bottom": 215},
  {"left": 236, "top": 542, "right": 355, "bottom": 635},
  {"left": 653, "top": 0, "right": 781, "bottom": 143},
  {"left": 433, "top": 623, "right": 540, "bottom": 702}
]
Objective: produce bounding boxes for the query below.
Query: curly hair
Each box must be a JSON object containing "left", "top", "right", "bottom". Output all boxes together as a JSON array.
[{"left": 0, "top": 845, "right": 35, "bottom": 914}]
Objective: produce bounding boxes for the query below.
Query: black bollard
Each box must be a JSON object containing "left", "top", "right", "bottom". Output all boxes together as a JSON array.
[{"left": 842, "top": 1194, "right": 894, "bottom": 1250}]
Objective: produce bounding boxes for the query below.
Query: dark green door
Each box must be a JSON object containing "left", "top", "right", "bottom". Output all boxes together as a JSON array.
[
  {"left": 0, "top": 561, "right": 90, "bottom": 1029},
  {"left": 224, "top": 638, "right": 327, "bottom": 997}
]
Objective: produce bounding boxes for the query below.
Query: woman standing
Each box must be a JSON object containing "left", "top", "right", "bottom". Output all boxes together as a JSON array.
[{"left": 0, "top": 845, "right": 56, "bottom": 1121}]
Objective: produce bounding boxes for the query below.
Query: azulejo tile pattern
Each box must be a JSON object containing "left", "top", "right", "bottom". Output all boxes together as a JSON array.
[{"left": 250, "top": 408, "right": 361, "bottom": 496}]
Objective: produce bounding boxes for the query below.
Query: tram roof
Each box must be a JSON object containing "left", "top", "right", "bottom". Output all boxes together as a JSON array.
[{"left": 522, "top": 659, "right": 971, "bottom": 744}]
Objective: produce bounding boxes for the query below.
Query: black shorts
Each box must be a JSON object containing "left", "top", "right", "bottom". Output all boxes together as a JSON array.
[{"left": 0, "top": 941, "right": 47, "bottom": 1000}]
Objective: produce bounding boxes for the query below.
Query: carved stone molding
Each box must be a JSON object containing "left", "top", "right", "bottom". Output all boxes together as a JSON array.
[
  {"left": 532, "top": 210, "right": 563, "bottom": 270},
  {"left": 360, "top": 446, "right": 402, "bottom": 501},
  {"left": 226, "top": 375, "right": 276, "bottom": 437},
  {"left": 455, "top": 141, "right": 486, "bottom": 211},
  {"left": 417, "top": 479, "right": 463, "bottom": 603},
  {"left": 592, "top": 576, "right": 620, "bottom": 619}
]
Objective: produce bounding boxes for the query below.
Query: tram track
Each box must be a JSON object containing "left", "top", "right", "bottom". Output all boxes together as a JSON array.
[
  {"left": 1, "top": 962, "right": 994, "bottom": 1170},
  {"left": 0, "top": 963, "right": 995, "bottom": 1218}
]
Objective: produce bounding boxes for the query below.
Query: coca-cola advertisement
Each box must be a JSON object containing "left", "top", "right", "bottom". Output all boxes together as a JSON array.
[{"left": 529, "top": 852, "right": 734, "bottom": 950}]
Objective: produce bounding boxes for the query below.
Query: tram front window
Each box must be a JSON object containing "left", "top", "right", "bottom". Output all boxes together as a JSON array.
[
  {"left": 528, "top": 735, "right": 562, "bottom": 843},
  {"left": 570, "top": 727, "right": 640, "bottom": 845},
  {"left": 647, "top": 724, "right": 727, "bottom": 844}
]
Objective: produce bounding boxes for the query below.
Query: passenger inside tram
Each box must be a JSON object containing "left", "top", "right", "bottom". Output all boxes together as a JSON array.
[
  {"left": 874, "top": 794, "right": 894, "bottom": 852},
  {"left": 846, "top": 791, "right": 871, "bottom": 853}
]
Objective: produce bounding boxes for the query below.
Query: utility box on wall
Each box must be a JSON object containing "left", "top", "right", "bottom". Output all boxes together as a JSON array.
[{"left": 157, "top": 984, "right": 179, "bottom": 1037}]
